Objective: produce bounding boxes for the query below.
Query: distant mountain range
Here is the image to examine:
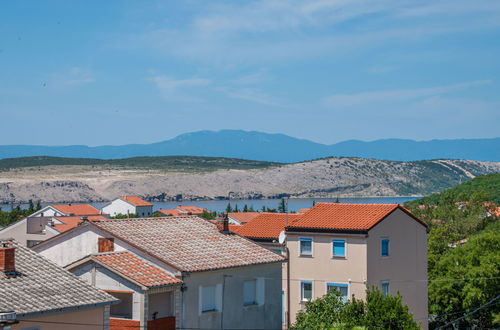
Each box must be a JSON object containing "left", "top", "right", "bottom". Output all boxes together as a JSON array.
[{"left": 1, "top": 130, "right": 499, "bottom": 163}]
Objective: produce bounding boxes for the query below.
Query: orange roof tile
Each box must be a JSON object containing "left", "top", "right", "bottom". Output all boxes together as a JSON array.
[
  {"left": 53, "top": 215, "right": 107, "bottom": 233},
  {"left": 51, "top": 204, "right": 101, "bottom": 216},
  {"left": 176, "top": 205, "right": 206, "bottom": 214},
  {"left": 288, "top": 203, "right": 425, "bottom": 231},
  {"left": 92, "top": 252, "right": 181, "bottom": 288},
  {"left": 298, "top": 208, "right": 310, "bottom": 214},
  {"left": 227, "top": 212, "right": 260, "bottom": 224},
  {"left": 157, "top": 209, "right": 183, "bottom": 216},
  {"left": 233, "top": 213, "right": 301, "bottom": 239},
  {"left": 120, "top": 196, "right": 153, "bottom": 207}
]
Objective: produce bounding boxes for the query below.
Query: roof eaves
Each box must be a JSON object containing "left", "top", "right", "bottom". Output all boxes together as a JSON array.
[
  {"left": 285, "top": 227, "right": 368, "bottom": 235},
  {"left": 182, "top": 258, "right": 286, "bottom": 274},
  {"left": 16, "top": 299, "right": 119, "bottom": 318}
]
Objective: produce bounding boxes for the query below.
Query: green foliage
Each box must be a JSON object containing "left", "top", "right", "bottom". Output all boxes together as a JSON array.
[
  {"left": 0, "top": 155, "right": 280, "bottom": 172},
  {"left": 226, "top": 202, "right": 232, "bottom": 213},
  {"left": 111, "top": 213, "right": 138, "bottom": 219},
  {"left": 0, "top": 202, "right": 42, "bottom": 227},
  {"left": 198, "top": 210, "right": 216, "bottom": 220},
  {"left": 291, "top": 288, "right": 419, "bottom": 330},
  {"left": 278, "top": 198, "right": 287, "bottom": 213}
]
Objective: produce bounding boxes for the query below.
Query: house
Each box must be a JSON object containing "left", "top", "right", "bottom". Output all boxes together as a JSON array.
[
  {"left": 156, "top": 205, "right": 208, "bottom": 216},
  {"left": 0, "top": 203, "right": 104, "bottom": 247},
  {"left": 227, "top": 212, "right": 260, "bottom": 225},
  {"left": 33, "top": 216, "right": 286, "bottom": 330},
  {"left": 283, "top": 203, "right": 428, "bottom": 329},
  {"left": 0, "top": 239, "right": 118, "bottom": 330},
  {"left": 102, "top": 196, "right": 153, "bottom": 217}
]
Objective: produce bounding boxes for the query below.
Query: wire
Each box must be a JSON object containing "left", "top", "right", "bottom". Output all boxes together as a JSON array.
[{"left": 435, "top": 294, "right": 500, "bottom": 330}]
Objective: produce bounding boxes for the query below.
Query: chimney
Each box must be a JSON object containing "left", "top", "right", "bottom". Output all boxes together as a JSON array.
[
  {"left": 0, "top": 242, "right": 15, "bottom": 273},
  {"left": 216, "top": 214, "right": 230, "bottom": 234}
]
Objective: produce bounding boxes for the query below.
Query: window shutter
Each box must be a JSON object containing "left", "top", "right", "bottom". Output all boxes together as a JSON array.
[
  {"left": 98, "top": 237, "right": 114, "bottom": 252},
  {"left": 256, "top": 278, "right": 265, "bottom": 305}
]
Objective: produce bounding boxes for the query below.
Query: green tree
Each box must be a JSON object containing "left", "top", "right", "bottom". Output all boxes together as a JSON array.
[
  {"left": 226, "top": 202, "right": 232, "bottom": 213},
  {"left": 292, "top": 288, "right": 419, "bottom": 330},
  {"left": 234, "top": 204, "right": 239, "bottom": 212},
  {"left": 278, "top": 198, "right": 287, "bottom": 213},
  {"left": 243, "top": 204, "right": 248, "bottom": 212}
]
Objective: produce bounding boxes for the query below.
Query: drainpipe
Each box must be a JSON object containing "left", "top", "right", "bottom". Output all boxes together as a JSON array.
[{"left": 286, "top": 246, "right": 291, "bottom": 328}]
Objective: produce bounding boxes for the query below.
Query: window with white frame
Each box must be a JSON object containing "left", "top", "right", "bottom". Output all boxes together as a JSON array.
[
  {"left": 301, "top": 281, "right": 313, "bottom": 301},
  {"left": 381, "top": 282, "right": 390, "bottom": 296},
  {"left": 299, "top": 238, "right": 312, "bottom": 256},
  {"left": 332, "top": 239, "right": 346, "bottom": 257},
  {"left": 381, "top": 238, "right": 390, "bottom": 257},
  {"left": 201, "top": 285, "right": 217, "bottom": 312},
  {"left": 243, "top": 280, "right": 257, "bottom": 305},
  {"left": 327, "top": 283, "right": 349, "bottom": 303}
]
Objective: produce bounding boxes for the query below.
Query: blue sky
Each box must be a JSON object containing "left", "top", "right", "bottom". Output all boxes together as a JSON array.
[{"left": 1, "top": 0, "right": 499, "bottom": 146}]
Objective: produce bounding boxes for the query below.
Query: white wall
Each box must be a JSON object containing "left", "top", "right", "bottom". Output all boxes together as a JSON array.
[{"left": 102, "top": 199, "right": 136, "bottom": 217}]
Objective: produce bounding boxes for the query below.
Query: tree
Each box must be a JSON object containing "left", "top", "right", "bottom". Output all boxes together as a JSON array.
[
  {"left": 234, "top": 204, "right": 239, "bottom": 212},
  {"left": 28, "top": 199, "right": 34, "bottom": 212},
  {"left": 226, "top": 202, "right": 232, "bottom": 213},
  {"left": 243, "top": 204, "right": 248, "bottom": 212},
  {"left": 278, "top": 198, "right": 287, "bottom": 213},
  {"left": 35, "top": 200, "right": 42, "bottom": 211},
  {"left": 292, "top": 288, "right": 419, "bottom": 330}
]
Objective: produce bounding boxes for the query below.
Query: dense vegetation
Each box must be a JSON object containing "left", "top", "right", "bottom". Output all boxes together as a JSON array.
[
  {"left": 405, "top": 173, "right": 500, "bottom": 329},
  {"left": 0, "top": 155, "right": 280, "bottom": 172},
  {"left": 0, "top": 200, "right": 41, "bottom": 227},
  {"left": 291, "top": 288, "right": 419, "bottom": 330}
]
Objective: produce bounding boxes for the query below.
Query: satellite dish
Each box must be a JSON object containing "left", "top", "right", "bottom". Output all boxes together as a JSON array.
[{"left": 278, "top": 231, "right": 286, "bottom": 244}]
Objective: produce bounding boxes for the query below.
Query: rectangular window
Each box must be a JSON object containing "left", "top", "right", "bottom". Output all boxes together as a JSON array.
[
  {"left": 201, "top": 285, "right": 217, "bottom": 312},
  {"left": 381, "top": 238, "right": 390, "bottom": 257},
  {"left": 107, "top": 291, "right": 133, "bottom": 319},
  {"left": 327, "top": 283, "right": 348, "bottom": 303},
  {"left": 299, "top": 238, "right": 312, "bottom": 256},
  {"left": 332, "top": 240, "right": 346, "bottom": 257},
  {"left": 243, "top": 280, "right": 257, "bottom": 305},
  {"left": 301, "top": 281, "right": 312, "bottom": 301},
  {"left": 381, "top": 282, "right": 390, "bottom": 296}
]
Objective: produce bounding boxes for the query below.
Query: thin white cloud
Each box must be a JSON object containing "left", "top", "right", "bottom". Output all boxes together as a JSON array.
[
  {"left": 323, "top": 80, "right": 491, "bottom": 108},
  {"left": 50, "top": 67, "right": 95, "bottom": 88},
  {"left": 217, "top": 87, "right": 286, "bottom": 107},
  {"left": 149, "top": 75, "right": 211, "bottom": 98}
]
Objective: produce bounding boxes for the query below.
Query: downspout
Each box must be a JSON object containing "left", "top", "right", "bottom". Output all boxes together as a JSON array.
[{"left": 286, "top": 246, "right": 291, "bottom": 328}]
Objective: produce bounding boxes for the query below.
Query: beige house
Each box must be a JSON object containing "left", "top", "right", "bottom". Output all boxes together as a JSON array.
[
  {"left": 33, "top": 216, "right": 285, "bottom": 330},
  {"left": 0, "top": 239, "right": 118, "bottom": 330},
  {"left": 285, "top": 203, "right": 428, "bottom": 329}
]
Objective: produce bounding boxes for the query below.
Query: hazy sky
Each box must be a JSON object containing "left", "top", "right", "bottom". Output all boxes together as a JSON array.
[{"left": 1, "top": 0, "right": 499, "bottom": 146}]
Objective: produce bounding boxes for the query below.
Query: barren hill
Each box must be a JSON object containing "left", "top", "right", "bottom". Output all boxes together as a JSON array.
[{"left": 0, "top": 157, "right": 499, "bottom": 203}]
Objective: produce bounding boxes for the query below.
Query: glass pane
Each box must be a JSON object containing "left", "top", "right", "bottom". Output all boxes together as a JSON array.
[
  {"left": 381, "top": 239, "right": 389, "bottom": 256},
  {"left": 302, "top": 282, "right": 312, "bottom": 300},
  {"left": 333, "top": 240, "right": 345, "bottom": 256},
  {"left": 243, "top": 280, "right": 256, "bottom": 305},
  {"left": 300, "top": 240, "right": 312, "bottom": 255}
]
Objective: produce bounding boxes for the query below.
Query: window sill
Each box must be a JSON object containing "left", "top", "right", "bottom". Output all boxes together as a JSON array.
[
  {"left": 299, "top": 254, "right": 313, "bottom": 258},
  {"left": 332, "top": 255, "right": 346, "bottom": 259},
  {"left": 243, "top": 303, "right": 259, "bottom": 308},
  {"left": 201, "top": 309, "right": 219, "bottom": 314}
]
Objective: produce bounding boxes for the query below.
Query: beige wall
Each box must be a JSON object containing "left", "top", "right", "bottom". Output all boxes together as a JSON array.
[
  {"left": 367, "top": 208, "right": 428, "bottom": 329},
  {"left": 0, "top": 218, "right": 57, "bottom": 247},
  {"left": 180, "top": 263, "right": 283, "bottom": 330},
  {"left": 13, "top": 307, "right": 106, "bottom": 330},
  {"left": 285, "top": 233, "right": 368, "bottom": 323}
]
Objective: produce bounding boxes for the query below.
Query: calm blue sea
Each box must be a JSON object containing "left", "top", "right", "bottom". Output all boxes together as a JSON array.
[{"left": 1, "top": 197, "right": 418, "bottom": 213}]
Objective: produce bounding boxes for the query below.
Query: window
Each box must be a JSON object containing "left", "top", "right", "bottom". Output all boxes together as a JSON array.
[
  {"left": 27, "top": 240, "right": 42, "bottom": 248},
  {"left": 332, "top": 240, "right": 346, "bottom": 257},
  {"left": 299, "top": 238, "right": 312, "bottom": 256},
  {"left": 381, "top": 238, "right": 390, "bottom": 257},
  {"left": 327, "top": 283, "right": 348, "bottom": 303},
  {"left": 243, "top": 280, "right": 257, "bottom": 305},
  {"left": 107, "top": 291, "right": 133, "bottom": 319},
  {"left": 301, "top": 281, "right": 312, "bottom": 301},
  {"left": 381, "top": 282, "right": 390, "bottom": 296},
  {"left": 201, "top": 285, "right": 217, "bottom": 312}
]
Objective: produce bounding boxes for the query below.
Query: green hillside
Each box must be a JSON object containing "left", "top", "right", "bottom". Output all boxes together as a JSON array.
[
  {"left": 0, "top": 155, "right": 281, "bottom": 172},
  {"left": 407, "top": 172, "right": 500, "bottom": 205}
]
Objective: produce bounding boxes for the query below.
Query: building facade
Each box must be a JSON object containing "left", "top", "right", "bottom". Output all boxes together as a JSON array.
[{"left": 102, "top": 196, "right": 153, "bottom": 217}]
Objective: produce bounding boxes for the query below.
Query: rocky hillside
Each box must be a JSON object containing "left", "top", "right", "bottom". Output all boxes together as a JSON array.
[{"left": 0, "top": 157, "right": 499, "bottom": 203}]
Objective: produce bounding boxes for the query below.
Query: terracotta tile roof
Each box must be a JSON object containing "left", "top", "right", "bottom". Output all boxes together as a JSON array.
[
  {"left": 53, "top": 215, "right": 107, "bottom": 233},
  {"left": 298, "top": 208, "right": 310, "bottom": 214},
  {"left": 0, "top": 239, "right": 117, "bottom": 316},
  {"left": 92, "top": 252, "right": 181, "bottom": 288},
  {"left": 120, "top": 196, "right": 153, "bottom": 207},
  {"left": 92, "top": 216, "right": 285, "bottom": 272},
  {"left": 227, "top": 212, "right": 260, "bottom": 224},
  {"left": 232, "top": 213, "right": 301, "bottom": 239},
  {"left": 176, "top": 205, "right": 206, "bottom": 214},
  {"left": 157, "top": 209, "right": 183, "bottom": 216},
  {"left": 51, "top": 204, "right": 100, "bottom": 216},
  {"left": 288, "top": 203, "right": 425, "bottom": 231}
]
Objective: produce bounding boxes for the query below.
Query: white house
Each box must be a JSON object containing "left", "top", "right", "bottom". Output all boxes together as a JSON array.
[
  {"left": 102, "top": 196, "right": 153, "bottom": 217},
  {"left": 33, "top": 216, "right": 285, "bottom": 330},
  {"left": 0, "top": 203, "right": 103, "bottom": 247}
]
